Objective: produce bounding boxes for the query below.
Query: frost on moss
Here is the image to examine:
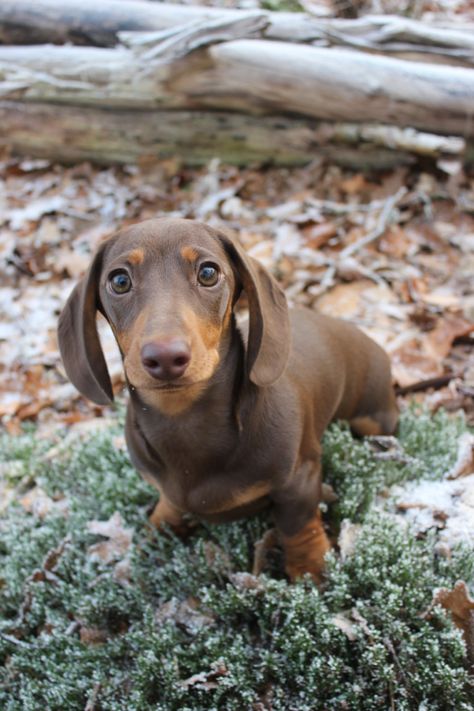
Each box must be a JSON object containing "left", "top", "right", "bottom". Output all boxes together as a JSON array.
[
  {"left": 322, "top": 406, "right": 467, "bottom": 523},
  {"left": 0, "top": 408, "right": 473, "bottom": 710}
]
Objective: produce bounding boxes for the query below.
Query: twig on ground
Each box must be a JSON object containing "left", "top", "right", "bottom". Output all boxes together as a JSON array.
[
  {"left": 13, "top": 536, "right": 71, "bottom": 632},
  {"left": 339, "top": 187, "right": 408, "bottom": 259},
  {"left": 395, "top": 372, "right": 462, "bottom": 396},
  {"left": 252, "top": 528, "right": 278, "bottom": 576},
  {"left": 383, "top": 637, "right": 410, "bottom": 687},
  {"left": 84, "top": 682, "right": 102, "bottom": 711},
  {"left": 311, "top": 187, "right": 408, "bottom": 296}
]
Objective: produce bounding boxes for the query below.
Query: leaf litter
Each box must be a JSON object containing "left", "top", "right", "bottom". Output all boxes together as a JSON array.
[{"left": 1, "top": 157, "right": 473, "bottom": 430}]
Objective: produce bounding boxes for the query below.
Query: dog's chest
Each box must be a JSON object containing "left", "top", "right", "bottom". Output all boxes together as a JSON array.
[
  {"left": 154, "top": 431, "right": 271, "bottom": 515},
  {"left": 131, "top": 411, "right": 292, "bottom": 517}
]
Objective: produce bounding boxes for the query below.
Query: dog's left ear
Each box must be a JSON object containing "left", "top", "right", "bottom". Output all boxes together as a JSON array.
[
  {"left": 57, "top": 240, "right": 113, "bottom": 405},
  {"left": 216, "top": 231, "right": 290, "bottom": 387}
]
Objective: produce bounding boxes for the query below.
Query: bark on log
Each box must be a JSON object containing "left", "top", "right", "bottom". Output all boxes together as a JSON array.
[
  {"left": 0, "top": 100, "right": 466, "bottom": 169},
  {"left": 0, "top": 0, "right": 334, "bottom": 47},
  {"left": 1, "top": 40, "right": 473, "bottom": 137},
  {"left": 0, "top": 101, "right": 325, "bottom": 167},
  {"left": 1, "top": 0, "right": 474, "bottom": 66}
]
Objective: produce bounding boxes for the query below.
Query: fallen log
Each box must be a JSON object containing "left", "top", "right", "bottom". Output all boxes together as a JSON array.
[
  {"left": 1, "top": 40, "right": 473, "bottom": 137},
  {"left": 1, "top": 0, "right": 474, "bottom": 66},
  {"left": 0, "top": 101, "right": 466, "bottom": 169},
  {"left": 0, "top": 0, "right": 335, "bottom": 47}
]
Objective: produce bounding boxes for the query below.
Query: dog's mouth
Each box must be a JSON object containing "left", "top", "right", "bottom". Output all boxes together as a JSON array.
[
  {"left": 134, "top": 382, "right": 188, "bottom": 392},
  {"left": 128, "top": 379, "right": 196, "bottom": 393},
  {"left": 154, "top": 383, "right": 187, "bottom": 391}
]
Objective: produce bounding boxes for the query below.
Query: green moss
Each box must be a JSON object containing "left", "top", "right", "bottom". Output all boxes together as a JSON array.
[
  {"left": 260, "top": 0, "right": 304, "bottom": 12},
  {"left": 0, "top": 408, "right": 473, "bottom": 709}
]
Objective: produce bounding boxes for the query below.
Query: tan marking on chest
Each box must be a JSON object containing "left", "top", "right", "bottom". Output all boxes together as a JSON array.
[{"left": 205, "top": 481, "right": 272, "bottom": 514}]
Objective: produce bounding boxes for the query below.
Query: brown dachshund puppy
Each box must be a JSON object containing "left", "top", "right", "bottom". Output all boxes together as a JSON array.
[{"left": 58, "top": 218, "right": 398, "bottom": 583}]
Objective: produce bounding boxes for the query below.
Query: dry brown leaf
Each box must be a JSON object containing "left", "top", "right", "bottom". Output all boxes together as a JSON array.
[
  {"left": 398, "top": 277, "right": 429, "bottom": 304},
  {"left": 16, "top": 399, "right": 53, "bottom": 421},
  {"left": 425, "top": 314, "right": 474, "bottom": 360},
  {"left": 155, "top": 597, "right": 215, "bottom": 634},
  {"left": 379, "top": 225, "right": 414, "bottom": 259},
  {"left": 391, "top": 313, "right": 473, "bottom": 386},
  {"left": 20, "top": 487, "right": 55, "bottom": 519},
  {"left": 202, "top": 541, "right": 232, "bottom": 572},
  {"left": 421, "top": 289, "right": 462, "bottom": 309},
  {"left": 317, "top": 281, "right": 398, "bottom": 321},
  {"left": 446, "top": 433, "right": 474, "bottom": 479},
  {"left": 179, "top": 662, "right": 229, "bottom": 690},
  {"left": 391, "top": 340, "right": 443, "bottom": 387},
  {"left": 113, "top": 557, "right": 132, "bottom": 588},
  {"left": 433, "top": 581, "right": 474, "bottom": 664},
  {"left": 302, "top": 221, "right": 337, "bottom": 249},
  {"left": 79, "top": 626, "right": 109, "bottom": 646},
  {"left": 316, "top": 280, "right": 374, "bottom": 319},
  {"left": 53, "top": 247, "right": 90, "bottom": 279},
  {"left": 0, "top": 392, "right": 26, "bottom": 417},
  {"left": 338, "top": 521, "right": 362, "bottom": 562},
  {"left": 331, "top": 612, "right": 358, "bottom": 641},
  {"left": 247, "top": 239, "right": 274, "bottom": 269},
  {"left": 229, "top": 572, "right": 266, "bottom": 592},
  {"left": 87, "top": 512, "right": 133, "bottom": 564},
  {"left": 340, "top": 173, "right": 367, "bottom": 196}
]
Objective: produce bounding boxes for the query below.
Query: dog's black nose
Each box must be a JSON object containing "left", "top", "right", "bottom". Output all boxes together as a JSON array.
[{"left": 141, "top": 340, "right": 191, "bottom": 381}]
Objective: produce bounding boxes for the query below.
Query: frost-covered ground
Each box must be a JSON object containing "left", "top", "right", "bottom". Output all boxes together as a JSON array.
[
  {"left": 378, "top": 431, "right": 474, "bottom": 550},
  {"left": 1, "top": 406, "right": 473, "bottom": 709},
  {"left": 389, "top": 473, "right": 474, "bottom": 548}
]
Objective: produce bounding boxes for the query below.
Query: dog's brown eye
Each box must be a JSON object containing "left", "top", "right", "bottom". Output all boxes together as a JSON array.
[
  {"left": 198, "top": 263, "right": 219, "bottom": 287},
  {"left": 110, "top": 271, "right": 131, "bottom": 294}
]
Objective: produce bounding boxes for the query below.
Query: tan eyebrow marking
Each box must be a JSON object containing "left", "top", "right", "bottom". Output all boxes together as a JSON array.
[
  {"left": 180, "top": 246, "right": 199, "bottom": 263},
  {"left": 127, "top": 248, "right": 145, "bottom": 265}
]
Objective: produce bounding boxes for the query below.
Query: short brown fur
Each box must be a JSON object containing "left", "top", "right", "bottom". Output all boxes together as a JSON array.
[{"left": 58, "top": 218, "right": 399, "bottom": 583}]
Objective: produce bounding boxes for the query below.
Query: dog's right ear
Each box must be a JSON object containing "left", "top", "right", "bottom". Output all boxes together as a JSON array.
[
  {"left": 214, "top": 230, "right": 290, "bottom": 387},
  {"left": 57, "top": 240, "right": 113, "bottom": 405}
]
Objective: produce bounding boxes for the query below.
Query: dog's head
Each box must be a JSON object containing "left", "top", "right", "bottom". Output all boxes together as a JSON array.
[{"left": 57, "top": 218, "right": 290, "bottom": 411}]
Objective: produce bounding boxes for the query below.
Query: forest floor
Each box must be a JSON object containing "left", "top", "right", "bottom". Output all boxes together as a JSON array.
[
  {"left": 0, "top": 148, "right": 473, "bottom": 710},
  {"left": 1, "top": 0, "right": 474, "bottom": 697}
]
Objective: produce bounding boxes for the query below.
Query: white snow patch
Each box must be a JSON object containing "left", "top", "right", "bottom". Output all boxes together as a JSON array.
[{"left": 388, "top": 474, "right": 474, "bottom": 548}]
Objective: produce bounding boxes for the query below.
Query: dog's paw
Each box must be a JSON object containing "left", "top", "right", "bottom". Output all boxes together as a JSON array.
[
  {"left": 281, "top": 511, "right": 331, "bottom": 586},
  {"left": 148, "top": 497, "right": 191, "bottom": 538}
]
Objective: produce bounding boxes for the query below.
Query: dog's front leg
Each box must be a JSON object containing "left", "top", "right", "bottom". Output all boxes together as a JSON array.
[
  {"left": 149, "top": 491, "right": 189, "bottom": 537},
  {"left": 272, "top": 460, "right": 331, "bottom": 586}
]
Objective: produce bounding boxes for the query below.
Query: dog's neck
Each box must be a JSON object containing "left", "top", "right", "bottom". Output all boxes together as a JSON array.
[{"left": 126, "top": 325, "right": 258, "bottom": 475}]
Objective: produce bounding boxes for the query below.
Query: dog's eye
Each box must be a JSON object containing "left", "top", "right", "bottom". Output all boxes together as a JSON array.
[
  {"left": 109, "top": 271, "right": 132, "bottom": 294},
  {"left": 198, "top": 263, "right": 219, "bottom": 287}
]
